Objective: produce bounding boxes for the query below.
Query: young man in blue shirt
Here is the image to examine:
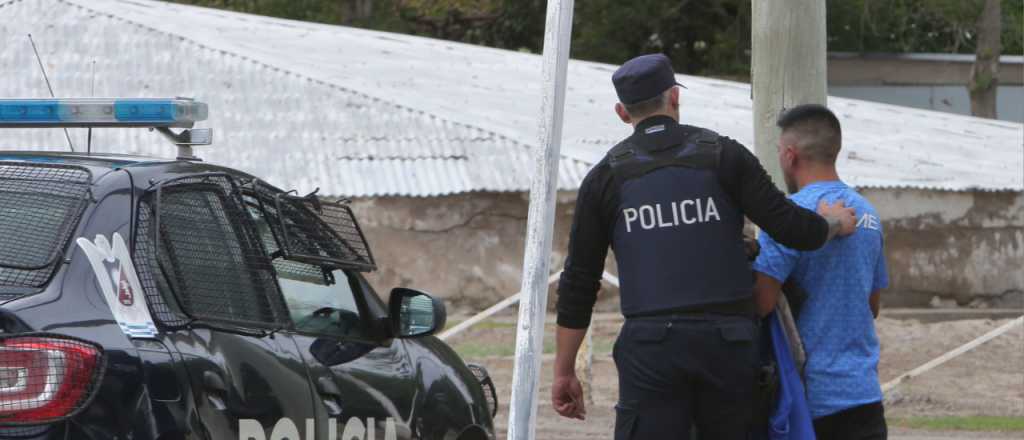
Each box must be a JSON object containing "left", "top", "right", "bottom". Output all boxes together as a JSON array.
[{"left": 753, "top": 104, "right": 889, "bottom": 440}]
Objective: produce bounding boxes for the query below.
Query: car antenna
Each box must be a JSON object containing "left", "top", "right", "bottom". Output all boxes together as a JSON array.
[
  {"left": 27, "top": 33, "right": 75, "bottom": 153},
  {"left": 87, "top": 59, "right": 96, "bottom": 154}
]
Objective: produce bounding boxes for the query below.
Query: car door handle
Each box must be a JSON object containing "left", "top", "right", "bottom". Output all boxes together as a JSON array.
[
  {"left": 202, "top": 371, "right": 228, "bottom": 411},
  {"left": 316, "top": 376, "right": 344, "bottom": 417},
  {"left": 316, "top": 376, "right": 341, "bottom": 397},
  {"left": 202, "top": 370, "right": 274, "bottom": 418},
  {"left": 203, "top": 371, "right": 228, "bottom": 392}
]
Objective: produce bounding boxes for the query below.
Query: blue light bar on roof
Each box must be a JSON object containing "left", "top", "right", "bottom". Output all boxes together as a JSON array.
[{"left": 0, "top": 98, "right": 207, "bottom": 128}]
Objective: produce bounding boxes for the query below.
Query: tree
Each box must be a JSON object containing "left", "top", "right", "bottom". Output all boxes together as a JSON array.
[
  {"left": 395, "top": 0, "right": 504, "bottom": 41},
  {"left": 171, "top": 0, "right": 1023, "bottom": 81},
  {"left": 341, "top": 0, "right": 374, "bottom": 25},
  {"left": 572, "top": 0, "right": 751, "bottom": 78},
  {"left": 969, "top": 0, "right": 1002, "bottom": 119}
]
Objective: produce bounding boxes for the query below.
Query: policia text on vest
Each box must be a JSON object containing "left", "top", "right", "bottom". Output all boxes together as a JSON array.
[{"left": 622, "top": 197, "right": 721, "bottom": 232}]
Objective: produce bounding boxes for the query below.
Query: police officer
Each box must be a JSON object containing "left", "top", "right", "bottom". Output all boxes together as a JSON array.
[{"left": 550, "top": 54, "right": 857, "bottom": 439}]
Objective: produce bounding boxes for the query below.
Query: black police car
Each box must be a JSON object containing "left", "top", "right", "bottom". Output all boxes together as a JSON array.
[{"left": 0, "top": 98, "right": 497, "bottom": 440}]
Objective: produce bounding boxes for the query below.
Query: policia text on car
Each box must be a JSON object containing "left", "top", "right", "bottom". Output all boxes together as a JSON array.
[{"left": 549, "top": 54, "right": 857, "bottom": 440}]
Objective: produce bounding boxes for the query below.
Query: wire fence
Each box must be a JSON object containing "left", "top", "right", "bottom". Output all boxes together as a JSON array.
[{"left": 442, "top": 271, "right": 1022, "bottom": 402}]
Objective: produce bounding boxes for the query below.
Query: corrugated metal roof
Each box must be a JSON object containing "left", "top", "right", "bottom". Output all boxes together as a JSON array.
[
  {"left": 0, "top": 0, "right": 588, "bottom": 197},
  {"left": 2, "top": 0, "right": 1022, "bottom": 193}
]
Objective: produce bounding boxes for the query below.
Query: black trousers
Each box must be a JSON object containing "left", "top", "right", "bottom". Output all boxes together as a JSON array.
[
  {"left": 812, "top": 402, "right": 887, "bottom": 440},
  {"left": 613, "top": 314, "right": 759, "bottom": 440}
]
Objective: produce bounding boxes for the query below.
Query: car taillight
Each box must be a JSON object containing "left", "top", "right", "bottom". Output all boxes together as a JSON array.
[{"left": 0, "top": 335, "right": 105, "bottom": 426}]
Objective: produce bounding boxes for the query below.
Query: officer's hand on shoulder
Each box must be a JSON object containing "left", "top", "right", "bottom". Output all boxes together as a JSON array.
[
  {"left": 817, "top": 199, "right": 857, "bottom": 236},
  {"left": 551, "top": 374, "right": 586, "bottom": 420}
]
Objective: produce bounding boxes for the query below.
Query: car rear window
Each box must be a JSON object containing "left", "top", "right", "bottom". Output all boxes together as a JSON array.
[{"left": 0, "top": 162, "right": 90, "bottom": 294}]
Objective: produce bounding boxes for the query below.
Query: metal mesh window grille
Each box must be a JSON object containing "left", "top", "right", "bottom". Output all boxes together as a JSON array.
[
  {"left": 242, "top": 181, "right": 375, "bottom": 272},
  {"left": 0, "top": 163, "right": 90, "bottom": 291},
  {"left": 242, "top": 192, "right": 284, "bottom": 256},
  {"left": 133, "top": 201, "right": 190, "bottom": 327},
  {"left": 133, "top": 174, "right": 290, "bottom": 329},
  {"left": 273, "top": 194, "right": 377, "bottom": 272},
  {"left": 243, "top": 191, "right": 333, "bottom": 283}
]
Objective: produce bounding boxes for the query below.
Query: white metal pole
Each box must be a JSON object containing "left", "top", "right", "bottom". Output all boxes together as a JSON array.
[{"left": 507, "top": 0, "right": 575, "bottom": 439}]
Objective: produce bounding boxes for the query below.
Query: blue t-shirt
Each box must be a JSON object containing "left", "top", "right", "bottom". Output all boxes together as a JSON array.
[{"left": 753, "top": 180, "right": 889, "bottom": 419}]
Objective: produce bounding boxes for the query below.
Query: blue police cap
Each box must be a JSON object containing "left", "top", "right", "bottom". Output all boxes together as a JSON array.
[{"left": 612, "top": 54, "right": 685, "bottom": 105}]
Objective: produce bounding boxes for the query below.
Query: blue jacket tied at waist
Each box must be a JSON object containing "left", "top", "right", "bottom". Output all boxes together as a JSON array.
[{"left": 764, "top": 312, "right": 816, "bottom": 440}]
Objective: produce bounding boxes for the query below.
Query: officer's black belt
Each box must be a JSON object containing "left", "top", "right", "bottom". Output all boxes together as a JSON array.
[{"left": 624, "top": 297, "right": 756, "bottom": 320}]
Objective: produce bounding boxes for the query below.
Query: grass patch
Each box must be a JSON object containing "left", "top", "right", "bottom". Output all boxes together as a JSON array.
[
  {"left": 442, "top": 319, "right": 516, "bottom": 332},
  {"left": 889, "top": 416, "right": 1024, "bottom": 432},
  {"left": 454, "top": 341, "right": 518, "bottom": 358},
  {"left": 593, "top": 338, "right": 615, "bottom": 356},
  {"left": 454, "top": 336, "right": 555, "bottom": 359},
  {"left": 453, "top": 335, "right": 617, "bottom": 359}
]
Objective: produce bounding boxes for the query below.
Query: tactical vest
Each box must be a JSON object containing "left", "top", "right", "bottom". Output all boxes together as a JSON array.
[{"left": 608, "top": 126, "right": 753, "bottom": 317}]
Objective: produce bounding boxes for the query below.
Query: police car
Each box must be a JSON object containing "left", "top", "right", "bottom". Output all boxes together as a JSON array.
[{"left": 0, "top": 98, "right": 497, "bottom": 440}]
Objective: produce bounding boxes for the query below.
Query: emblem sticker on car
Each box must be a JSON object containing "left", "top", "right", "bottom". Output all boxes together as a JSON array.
[{"left": 77, "top": 233, "right": 158, "bottom": 338}]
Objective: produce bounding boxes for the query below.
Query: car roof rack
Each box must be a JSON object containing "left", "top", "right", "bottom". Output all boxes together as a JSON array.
[{"left": 0, "top": 98, "right": 211, "bottom": 160}]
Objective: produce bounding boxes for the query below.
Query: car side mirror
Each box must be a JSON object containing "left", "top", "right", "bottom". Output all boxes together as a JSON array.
[{"left": 388, "top": 288, "right": 446, "bottom": 338}]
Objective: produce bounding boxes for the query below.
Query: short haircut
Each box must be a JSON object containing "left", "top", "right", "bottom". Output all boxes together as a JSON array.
[
  {"left": 776, "top": 104, "right": 842, "bottom": 164},
  {"left": 623, "top": 89, "right": 670, "bottom": 119}
]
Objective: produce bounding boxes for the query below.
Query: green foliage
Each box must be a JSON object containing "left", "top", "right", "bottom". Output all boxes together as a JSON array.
[
  {"left": 572, "top": 0, "right": 752, "bottom": 78},
  {"left": 169, "top": 0, "right": 1023, "bottom": 79},
  {"left": 970, "top": 71, "right": 995, "bottom": 91},
  {"left": 890, "top": 416, "right": 1024, "bottom": 432},
  {"left": 1002, "top": 0, "right": 1024, "bottom": 53},
  {"left": 827, "top": 0, "right": 1023, "bottom": 55},
  {"left": 396, "top": 0, "right": 547, "bottom": 49}
]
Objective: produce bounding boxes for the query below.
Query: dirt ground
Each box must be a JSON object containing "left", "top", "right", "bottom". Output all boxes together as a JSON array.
[{"left": 446, "top": 313, "right": 1023, "bottom": 439}]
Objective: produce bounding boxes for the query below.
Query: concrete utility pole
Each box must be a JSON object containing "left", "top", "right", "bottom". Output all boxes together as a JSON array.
[
  {"left": 751, "top": 0, "right": 827, "bottom": 370},
  {"left": 969, "top": 0, "right": 1001, "bottom": 119},
  {"left": 507, "top": 1, "right": 574, "bottom": 439},
  {"left": 751, "top": 0, "right": 828, "bottom": 186}
]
